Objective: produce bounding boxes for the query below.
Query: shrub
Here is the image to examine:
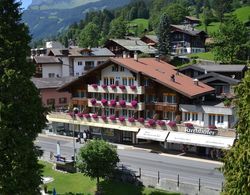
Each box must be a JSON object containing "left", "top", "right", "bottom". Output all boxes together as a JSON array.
[
  {"left": 84, "top": 113, "right": 90, "bottom": 118},
  {"left": 148, "top": 119, "right": 156, "bottom": 126},
  {"left": 128, "top": 117, "right": 135, "bottom": 122},
  {"left": 101, "top": 84, "right": 107, "bottom": 89},
  {"left": 77, "top": 113, "right": 83, "bottom": 118},
  {"left": 109, "top": 115, "right": 116, "bottom": 121},
  {"left": 185, "top": 123, "right": 194, "bottom": 128},
  {"left": 167, "top": 121, "right": 176, "bottom": 128},
  {"left": 208, "top": 125, "right": 217, "bottom": 130},
  {"left": 101, "top": 115, "right": 107, "bottom": 121},
  {"left": 119, "top": 100, "right": 126, "bottom": 107},
  {"left": 110, "top": 84, "right": 116, "bottom": 89},
  {"left": 92, "top": 114, "right": 98, "bottom": 119},
  {"left": 119, "top": 116, "right": 125, "bottom": 122},
  {"left": 101, "top": 99, "right": 108, "bottom": 106},
  {"left": 119, "top": 85, "right": 126, "bottom": 90},
  {"left": 157, "top": 120, "right": 165, "bottom": 126},
  {"left": 130, "top": 85, "right": 136, "bottom": 90},
  {"left": 110, "top": 99, "right": 116, "bottom": 107}
]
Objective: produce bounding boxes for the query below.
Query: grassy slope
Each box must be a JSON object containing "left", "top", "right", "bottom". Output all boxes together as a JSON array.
[
  {"left": 41, "top": 161, "right": 178, "bottom": 195},
  {"left": 128, "top": 18, "right": 149, "bottom": 35},
  {"left": 187, "top": 51, "right": 215, "bottom": 61},
  {"left": 196, "top": 6, "right": 250, "bottom": 34}
]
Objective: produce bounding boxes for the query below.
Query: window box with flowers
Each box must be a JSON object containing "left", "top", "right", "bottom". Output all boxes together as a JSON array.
[
  {"left": 157, "top": 120, "right": 165, "bottom": 126},
  {"left": 119, "top": 100, "right": 126, "bottom": 107},
  {"left": 167, "top": 121, "right": 177, "bottom": 128},
  {"left": 109, "top": 115, "right": 116, "bottom": 121},
  {"left": 185, "top": 123, "right": 194, "bottom": 129},
  {"left": 110, "top": 99, "right": 116, "bottom": 107},
  {"left": 101, "top": 115, "right": 107, "bottom": 121},
  {"left": 77, "top": 113, "right": 83, "bottom": 118},
  {"left": 101, "top": 84, "right": 107, "bottom": 89},
  {"left": 119, "top": 85, "right": 126, "bottom": 90},
  {"left": 91, "top": 84, "right": 98, "bottom": 89},
  {"left": 119, "top": 116, "right": 125, "bottom": 122},
  {"left": 148, "top": 119, "right": 156, "bottom": 126},
  {"left": 130, "top": 85, "right": 136, "bottom": 90},
  {"left": 137, "top": 117, "right": 144, "bottom": 123},
  {"left": 110, "top": 84, "right": 116, "bottom": 89},
  {"left": 131, "top": 100, "right": 138, "bottom": 108},
  {"left": 84, "top": 113, "right": 90, "bottom": 118},
  {"left": 101, "top": 99, "right": 108, "bottom": 106},
  {"left": 128, "top": 117, "right": 135, "bottom": 123},
  {"left": 68, "top": 112, "right": 74, "bottom": 117},
  {"left": 90, "top": 98, "right": 97, "bottom": 105},
  {"left": 92, "top": 114, "right": 98, "bottom": 119},
  {"left": 208, "top": 125, "right": 217, "bottom": 130}
]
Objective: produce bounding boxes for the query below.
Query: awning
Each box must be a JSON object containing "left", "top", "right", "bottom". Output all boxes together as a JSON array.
[
  {"left": 166, "top": 132, "right": 235, "bottom": 149},
  {"left": 137, "top": 128, "right": 169, "bottom": 142}
]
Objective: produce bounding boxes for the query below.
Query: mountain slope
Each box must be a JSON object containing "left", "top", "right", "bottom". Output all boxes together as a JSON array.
[{"left": 23, "top": 0, "right": 131, "bottom": 40}]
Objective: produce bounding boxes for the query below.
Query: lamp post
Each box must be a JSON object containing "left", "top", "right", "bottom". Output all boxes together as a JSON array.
[{"left": 72, "top": 107, "right": 79, "bottom": 163}]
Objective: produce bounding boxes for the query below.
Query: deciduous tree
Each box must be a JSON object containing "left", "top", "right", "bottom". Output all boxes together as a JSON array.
[
  {"left": 0, "top": 0, "right": 46, "bottom": 194},
  {"left": 222, "top": 71, "right": 250, "bottom": 194},
  {"left": 212, "top": 16, "right": 248, "bottom": 63},
  {"left": 78, "top": 22, "right": 100, "bottom": 48},
  {"left": 77, "top": 139, "right": 119, "bottom": 190},
  {"left": 109, "top": 17, "right": 127, "bottom": 39}
]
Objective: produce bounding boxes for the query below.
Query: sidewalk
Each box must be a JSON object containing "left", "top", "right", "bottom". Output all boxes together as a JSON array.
[{"left": 38, "top": 133, "right": 223, "bottom": 165}]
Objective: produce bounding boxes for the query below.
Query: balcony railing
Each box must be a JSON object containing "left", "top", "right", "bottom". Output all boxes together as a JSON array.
[
  {"left": 47, "top": 112, "right": 236, "bottom": 138},
  {"left": 88, "top": 99, "right": 145, "bottom": 111},
  {"left": 146, "top": 102, "right": 177, "bottom": 112},
  {"left": 88, "top": 84, "right": 145, "bottom": 94}
]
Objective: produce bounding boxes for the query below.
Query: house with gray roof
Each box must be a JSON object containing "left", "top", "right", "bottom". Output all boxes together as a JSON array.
[
  {"left": 170, "top": 24, "right": 207, "bottom": 55},
  {"left": 104, "top": 38, "right": 157, "bottom": 57}
]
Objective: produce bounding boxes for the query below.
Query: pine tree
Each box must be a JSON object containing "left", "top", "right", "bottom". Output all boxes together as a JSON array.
[
  {"left": 222, "top": 71, "right": 250, "bottom": 194},
  {"left": 156, "top": 13, "right": 171, "bottom": 57},
  {"left": 0, "top": 0, "right": 46, "bottom": 194}
]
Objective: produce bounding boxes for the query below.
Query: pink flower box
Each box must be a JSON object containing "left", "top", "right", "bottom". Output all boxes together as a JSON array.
[
  {"left": 101, "top": 115, "right": 107, "bottom": 121},
  {"left": 110, "top": 99, "right": 116, "bottom": 107},
  {"left": 167, "top": 121, "right": 176, "bottom": 128},
  {"left": 101, "top": 99, "right": 108, "bottom": 106},
  {"left": 119, "top": 116, "right": 125, "bottom": 122},
  {"left": 208, "top": 125, "right": 217, "bottom": 130},
  {"left": 109, "top": 115, "right": 116, "bottom": 121},
  {"left": 110, "top": 84, "right": 116, "bottom": 89},
  {"left": 84, "top": 114, "right": 90, "bottom": 118},
  {"left": 119, "top": 100, "right": 126, "bottom": 107},
  {"left": 137, "top": 117, "right": 145, "bottom": 123},
  {"left": 131, "top": 100, "right": 138, "bottom": 108},
  {"left": 128, "top": 117, "right": 135, "bottom": 123},
  {"left": 77, "top": 113, "right": 83, "bottom": 118},
  {"left": 119, "top": 85, "right": 126, "bottom": 90},
  {"left": 157, "top": 120, "right": 165, "bottom": 126},
  {"left": 90, "top": 98, "right": 97, "bottom": 105},
  {"left": 91, "top": 84, "right": 98, "bottom": 88},
  {"left": 148, "top": 119, "right": 156, "bottom": 126},
  {"left": 185, "top": 123, "right": 194, "bottom": 129},
  {"left": 130, "top": 85, "right": 136, "bottom": 90},
  {"left": 101, "top": 84, "right": 107, "bottom": 89},
  {"left": 92, "top": 114, "right": 98, "bottom": 119}
]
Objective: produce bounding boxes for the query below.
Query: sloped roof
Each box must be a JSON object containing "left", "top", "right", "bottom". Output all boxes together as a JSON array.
[
  {"left": 196, "top": 72, "right": 240, "bottom": 85},
  {"left": 109, "top": 39, "right": 157, "bottom": 54},
  {"left": 34, "top": 56, "right": 62, "bottom": 64},
  {"left": 179, "top": 64, "right": 247, "bottom": 73},
  {"left": 31, "top": 77, "right": 76, "bottom": 89},
  {"left": 171, "top": 25, "right": 206, "bottom": 36},
  {"left": 60, "top": 58, "right": 214, "bottom": 98},
  {"left": 68, "top": 47, "right": 115, "bottom": 57},
  {"left": 142, "top": 35, "right": 159, "bottom": 43},
  {"left": 185, "top": 16, "right": 200, "bottom": 22}
]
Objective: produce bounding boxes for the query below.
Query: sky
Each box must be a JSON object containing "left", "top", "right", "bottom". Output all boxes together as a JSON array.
[{"left": 20, "top": 0, "right": 32, "bottom": 9}]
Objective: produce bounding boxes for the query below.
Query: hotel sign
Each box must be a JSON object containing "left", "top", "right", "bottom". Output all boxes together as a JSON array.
[{"left": 185, "top": 128, "right": 217, "bottom": 136}]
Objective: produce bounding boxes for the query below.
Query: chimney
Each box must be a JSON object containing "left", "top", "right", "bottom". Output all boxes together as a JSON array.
[
  {"left": 123, "top": 51, "right": 127, "bottom": 58},
  {"left": 134, "top": 52, "right": 138, "bottom": 61},
  {"left": 171, "top": 74, "right": 175, "bottom": 82},
  {"left": 193, "top": 78, "right": 199, "bottom": 86},
  {"left": 155, "top": 55, "right": 160, "bottom": 62}
]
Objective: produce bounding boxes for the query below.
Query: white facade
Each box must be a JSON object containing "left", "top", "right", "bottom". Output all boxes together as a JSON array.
[
  {"left": 180, "top": 104, "right": 237, "bottom": 129},
  {"left": 73, "top": 57, "right": 109, "bottom": 76},
  {"left": 42, "top": 64, "right": 63, "bottom": 78},
  {"left": 101, "top": 65, "right": 139, "bottom": 86},
  {"left": 46, "top": 41, "right": 64, "bottom": 49}
]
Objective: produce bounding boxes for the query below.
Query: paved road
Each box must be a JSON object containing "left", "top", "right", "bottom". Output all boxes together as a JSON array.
[{"left": 36, "top": 135, "right": 224, "bottom": 190}]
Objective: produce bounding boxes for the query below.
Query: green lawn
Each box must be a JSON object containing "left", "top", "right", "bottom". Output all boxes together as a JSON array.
[
  {"left": 187, "top": 51, "right": 215, "bottom": 61},
  {"left": 41, "top": 161, "right": 179, "bottom": 195},
  {"left": 128, "top": 18, "right": 149, "bottom": 35},
  {"left": 196, "top": 6, "right": 250, "bottom": 34}
]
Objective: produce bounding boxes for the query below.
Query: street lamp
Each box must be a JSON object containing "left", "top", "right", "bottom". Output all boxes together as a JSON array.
[{"left": 72, "top": 107, "right": 79, "bottom": 163}]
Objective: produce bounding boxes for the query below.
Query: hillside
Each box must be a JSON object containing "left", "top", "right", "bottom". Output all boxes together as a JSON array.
[{"left": 23, "top": 0, "right": 131, "bottom": 40}]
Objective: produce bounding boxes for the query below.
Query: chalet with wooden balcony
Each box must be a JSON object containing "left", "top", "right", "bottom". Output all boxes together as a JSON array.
[{"left": 48, "top": 57, "right": 236, "bottom": 156}]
